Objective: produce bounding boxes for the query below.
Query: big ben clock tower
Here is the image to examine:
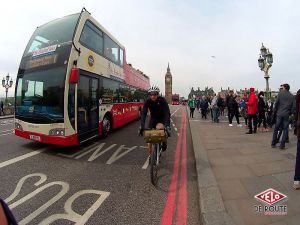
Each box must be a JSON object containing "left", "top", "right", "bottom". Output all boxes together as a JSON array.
[{"left": 165, "top": 63, "right": 172, "bottom": 104}]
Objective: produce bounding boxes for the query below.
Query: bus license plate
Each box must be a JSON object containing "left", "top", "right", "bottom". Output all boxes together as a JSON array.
[{"left": 29, "top": 135, "right": 41, "bottom": 141}]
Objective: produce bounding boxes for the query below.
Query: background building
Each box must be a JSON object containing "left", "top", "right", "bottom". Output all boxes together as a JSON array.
[
  {"left": 188, "top": 87, "right": 215, "bottom": 99},
  {"left": 165, "top": 63, "right": 172, "bottom": 104}
]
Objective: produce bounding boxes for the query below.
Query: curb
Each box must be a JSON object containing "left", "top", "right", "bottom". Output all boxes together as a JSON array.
[
  {"left": 188, "top": 116, "right": 235, "bottom": 225},
  {"left": 0, "top": 115, "right": 14, "bottom": 120}
]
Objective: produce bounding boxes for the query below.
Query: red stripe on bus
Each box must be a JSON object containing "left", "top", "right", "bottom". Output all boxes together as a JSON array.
[{"left": 15, "top": 129, "right": 78, "bottom": 146}]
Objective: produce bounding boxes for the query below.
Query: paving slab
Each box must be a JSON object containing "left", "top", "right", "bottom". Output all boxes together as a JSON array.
[
  {"left": 249, "top": 160, "right": 295, "bottom": 176},
  {"left": 213, "top": 165, "right": 255, "bottom": 180},
  {"left": 218, "top": 179, "right": 250, "bottom": 200},
  {"left": 224, "top": 198, "right": 272, "bottom": 225},
  {"left": 272, "top": 172, "right": 295, "bottom": 191},
  {"left": 241, "top": 175, "right": 287, "bottom": 196}
]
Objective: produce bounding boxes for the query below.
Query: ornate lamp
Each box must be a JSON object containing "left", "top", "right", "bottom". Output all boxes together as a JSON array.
[
  {"left": 258, "top": 55, "right": 264, "bottom": 70},
  {"left": 266, "top": 49, "right": 273, "bottom": 65},
  {"left": 260, "top": 43, "right": 267, "bottom": 58},
  {"left": 257, "top": 43, "right": 273, "bottom": 101}
]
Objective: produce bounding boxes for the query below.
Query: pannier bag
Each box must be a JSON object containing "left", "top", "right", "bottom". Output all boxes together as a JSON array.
[{"left": 143, "top": 130, "right": 167, "bottom": 143}]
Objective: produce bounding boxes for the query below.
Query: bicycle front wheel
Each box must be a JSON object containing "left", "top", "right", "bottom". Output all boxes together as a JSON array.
[{"left": 150, "top": 143, "right": 159, "bottom": 185}]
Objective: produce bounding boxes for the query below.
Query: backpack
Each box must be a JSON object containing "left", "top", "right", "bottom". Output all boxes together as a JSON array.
[{"left": 217, "top": 98, "right": 223, "bottom": 107}]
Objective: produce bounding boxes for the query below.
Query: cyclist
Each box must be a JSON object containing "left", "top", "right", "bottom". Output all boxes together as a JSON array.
[{"left": 139, "top": 86, "right": 171, "bottom": 151}]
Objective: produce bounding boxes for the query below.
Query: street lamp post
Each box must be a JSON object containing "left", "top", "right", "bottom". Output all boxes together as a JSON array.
[
  {"left": 258, "top": 43, "right": 273, "bottom": 100},
  {"left": 2, "top": 73, "right": 13, "bottom": 104}
]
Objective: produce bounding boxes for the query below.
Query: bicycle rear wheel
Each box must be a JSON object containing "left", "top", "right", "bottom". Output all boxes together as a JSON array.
[{"left": 150, "top": 143, "right": 159, "bottom": 185}]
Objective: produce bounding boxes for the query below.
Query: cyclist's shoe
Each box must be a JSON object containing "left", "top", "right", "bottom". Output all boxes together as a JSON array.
[
  {"left": 162, "top": 142, "right": 167, "bottom": 152},
  {"left": 138, "top": 127, "right": 144, "bottom": 136}
]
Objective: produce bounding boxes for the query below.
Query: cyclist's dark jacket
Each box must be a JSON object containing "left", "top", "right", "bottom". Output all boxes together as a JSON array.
[{"left": 141, "top": 96, "right": 171, "bottom": 129}]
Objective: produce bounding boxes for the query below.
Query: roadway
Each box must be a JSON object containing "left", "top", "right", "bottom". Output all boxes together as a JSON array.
[{"left": 0, "top": 105, "right": 201, "bottom": 225}]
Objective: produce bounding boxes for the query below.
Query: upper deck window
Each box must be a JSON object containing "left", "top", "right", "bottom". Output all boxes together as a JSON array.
[
  {"left": 24, "top": 13, "right": 80, "bottom": 56},
  {"left": 104, "top": 35, "right": 119, "bottom": 65},
  {"left": 120, "top": 48, "right": 124, "bottom": 66},
  {"left": 80, "top": 20, "right": 104, "bottom": 55}
]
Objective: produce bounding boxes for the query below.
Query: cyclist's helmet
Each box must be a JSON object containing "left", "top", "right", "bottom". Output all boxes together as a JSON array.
[{"left": 148, "top": 86, "right": 160, "bottom": 94}]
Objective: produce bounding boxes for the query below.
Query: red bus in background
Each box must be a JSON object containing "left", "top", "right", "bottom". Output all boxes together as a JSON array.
[
  {"left": 15, "top": 9, "right": 150, "bottom": 146},
  {"left": 172, "top": 94, "right": 180, "bottom": 105}
]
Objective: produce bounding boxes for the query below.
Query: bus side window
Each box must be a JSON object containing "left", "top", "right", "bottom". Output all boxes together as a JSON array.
[{"left": 102, "top": 78, "right": 118, "bottom": 104}]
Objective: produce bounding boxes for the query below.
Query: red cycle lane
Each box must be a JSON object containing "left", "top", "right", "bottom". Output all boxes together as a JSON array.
[{"left": 161, "top": 108, "right": 188, "bottom": 225}]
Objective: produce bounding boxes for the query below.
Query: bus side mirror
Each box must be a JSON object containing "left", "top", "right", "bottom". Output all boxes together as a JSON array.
[{"left": 69, "top": 68, "right": 79, "bottom": 84}]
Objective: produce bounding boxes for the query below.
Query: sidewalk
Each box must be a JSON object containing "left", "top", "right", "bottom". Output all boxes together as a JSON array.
[{"left": 189, "top": 110, "right": 299, "bottom": 225}]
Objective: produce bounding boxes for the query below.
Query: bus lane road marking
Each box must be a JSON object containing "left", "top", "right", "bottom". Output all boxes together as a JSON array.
[
  {"left": 0, "top": 149, "right": 46, "bottom": 169},
  {"left": 171, "top": 107, "right": 181, "bottom": 117},
  {"left": 4, "top": 172, "right": 110, "bottom": 225},
  {"left": 59, "top": 143, "right": 149, "bottom": 169}
]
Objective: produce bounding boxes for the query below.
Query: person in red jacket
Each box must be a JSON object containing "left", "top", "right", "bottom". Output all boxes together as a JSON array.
[{"left": 246, "top": 87, "right": 258, "bottom": 134}]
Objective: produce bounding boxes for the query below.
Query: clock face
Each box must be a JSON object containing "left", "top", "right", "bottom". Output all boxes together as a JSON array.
[{"left": 166, "top": 77, "right": 171, "bottom": 82}]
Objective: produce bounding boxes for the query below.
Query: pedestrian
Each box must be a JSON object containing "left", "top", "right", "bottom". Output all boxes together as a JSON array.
[
  {"left": 200, "top": 96, "right": 208, "bottom": 119},
  {"left": 246, "top": 87, "right": 258, "bottom": 134},
  {"left": 257, "top": 91, "right": 268, "bottom": 132},
  {"left": 217, "top": 93, "right": 224, "bottom": 117},
  {"left": 266, "top": 99, "right": 274, "bottom": 127},
  {"left": 228, "top": 94, "right": 242, "bottom": 127},
  {"left": 196, "top": 97, "right": 201, "bottom": 113},
  {"left": 188, "top": 97, "right": 196, "bottom": 118},
  {"left": 0, "top": 101, "right": 4, "bottom": 116},
  {"left": 274, "top": 85, "right": 290, "bottom": 143},
  {"left": 226, "top": 91, "right": 234, "bottom": 122},
  {"left": 293, "top": 89, "right": 300, "bottom": 190},
  {"left": 240, "top": 96, "right": 248, "bottom": 127},
  {"left": 271, "top": 83, "right": 296, "bottom": 149},
  {"left": 211, "top": 93, "right": 219, "bottom": 123}
]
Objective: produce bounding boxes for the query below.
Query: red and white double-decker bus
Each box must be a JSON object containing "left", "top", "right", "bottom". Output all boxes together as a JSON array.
[
  {"left": 14, "top": 8, "right": 150, "bottom": 146},
  {"left": 172, "top": 94, "right": 180, "bottom": 105}
]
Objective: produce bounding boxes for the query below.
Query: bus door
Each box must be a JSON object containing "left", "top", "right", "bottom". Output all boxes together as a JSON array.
[{"left": 77, "top": 74, "right": 99, "bottom": 142}]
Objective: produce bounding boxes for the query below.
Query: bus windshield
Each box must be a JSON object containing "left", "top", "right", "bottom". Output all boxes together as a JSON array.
[
  {"left": 15, "top": 66, "right": 66, "bottom": 123},
  {"left": 24, "top": 13, "right": 80, "bottom": 56}
]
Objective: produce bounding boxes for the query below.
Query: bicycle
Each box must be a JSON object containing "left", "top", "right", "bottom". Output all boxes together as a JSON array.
[{"left": 143, "top": 129, "right": 168, "bottom": 185}]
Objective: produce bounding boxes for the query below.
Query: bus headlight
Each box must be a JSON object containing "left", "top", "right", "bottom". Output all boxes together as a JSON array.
[
  {"left": 15, "top": 122, "right": 23, "bottom": 130},
  {"left": 49, "top": 128, "right": 65, "bottom": 136}
]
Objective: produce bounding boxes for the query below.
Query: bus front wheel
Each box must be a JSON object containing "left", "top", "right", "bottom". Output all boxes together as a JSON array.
[{"left": 102, "top": 116, "right": 111, "bottom": 137}]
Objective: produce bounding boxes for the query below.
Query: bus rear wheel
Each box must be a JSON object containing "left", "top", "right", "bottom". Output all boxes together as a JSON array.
[{"left": 102, "top": 116, "right": 111, "bottom": 137}]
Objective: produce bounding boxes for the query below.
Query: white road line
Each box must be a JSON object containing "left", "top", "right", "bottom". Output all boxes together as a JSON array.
[
  {"left": 174, "top": 127, "right": 178, "bottom": 132},
  {"left": 142, "top": 157, "right": 149, "bottom": 169},
  {"left": 171, "top": 107, "right": 181, "bottom": 117},
  {"left": 177, "top": 133, "right": 179, "bottom": 136},
  {"left": 0, "top": 149, "right": 46, "bottom": 169}
]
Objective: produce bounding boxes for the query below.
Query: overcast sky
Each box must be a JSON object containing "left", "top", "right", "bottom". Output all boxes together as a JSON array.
[{"left": 0, "top": 0, "right": 299, "bottom": 98}]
